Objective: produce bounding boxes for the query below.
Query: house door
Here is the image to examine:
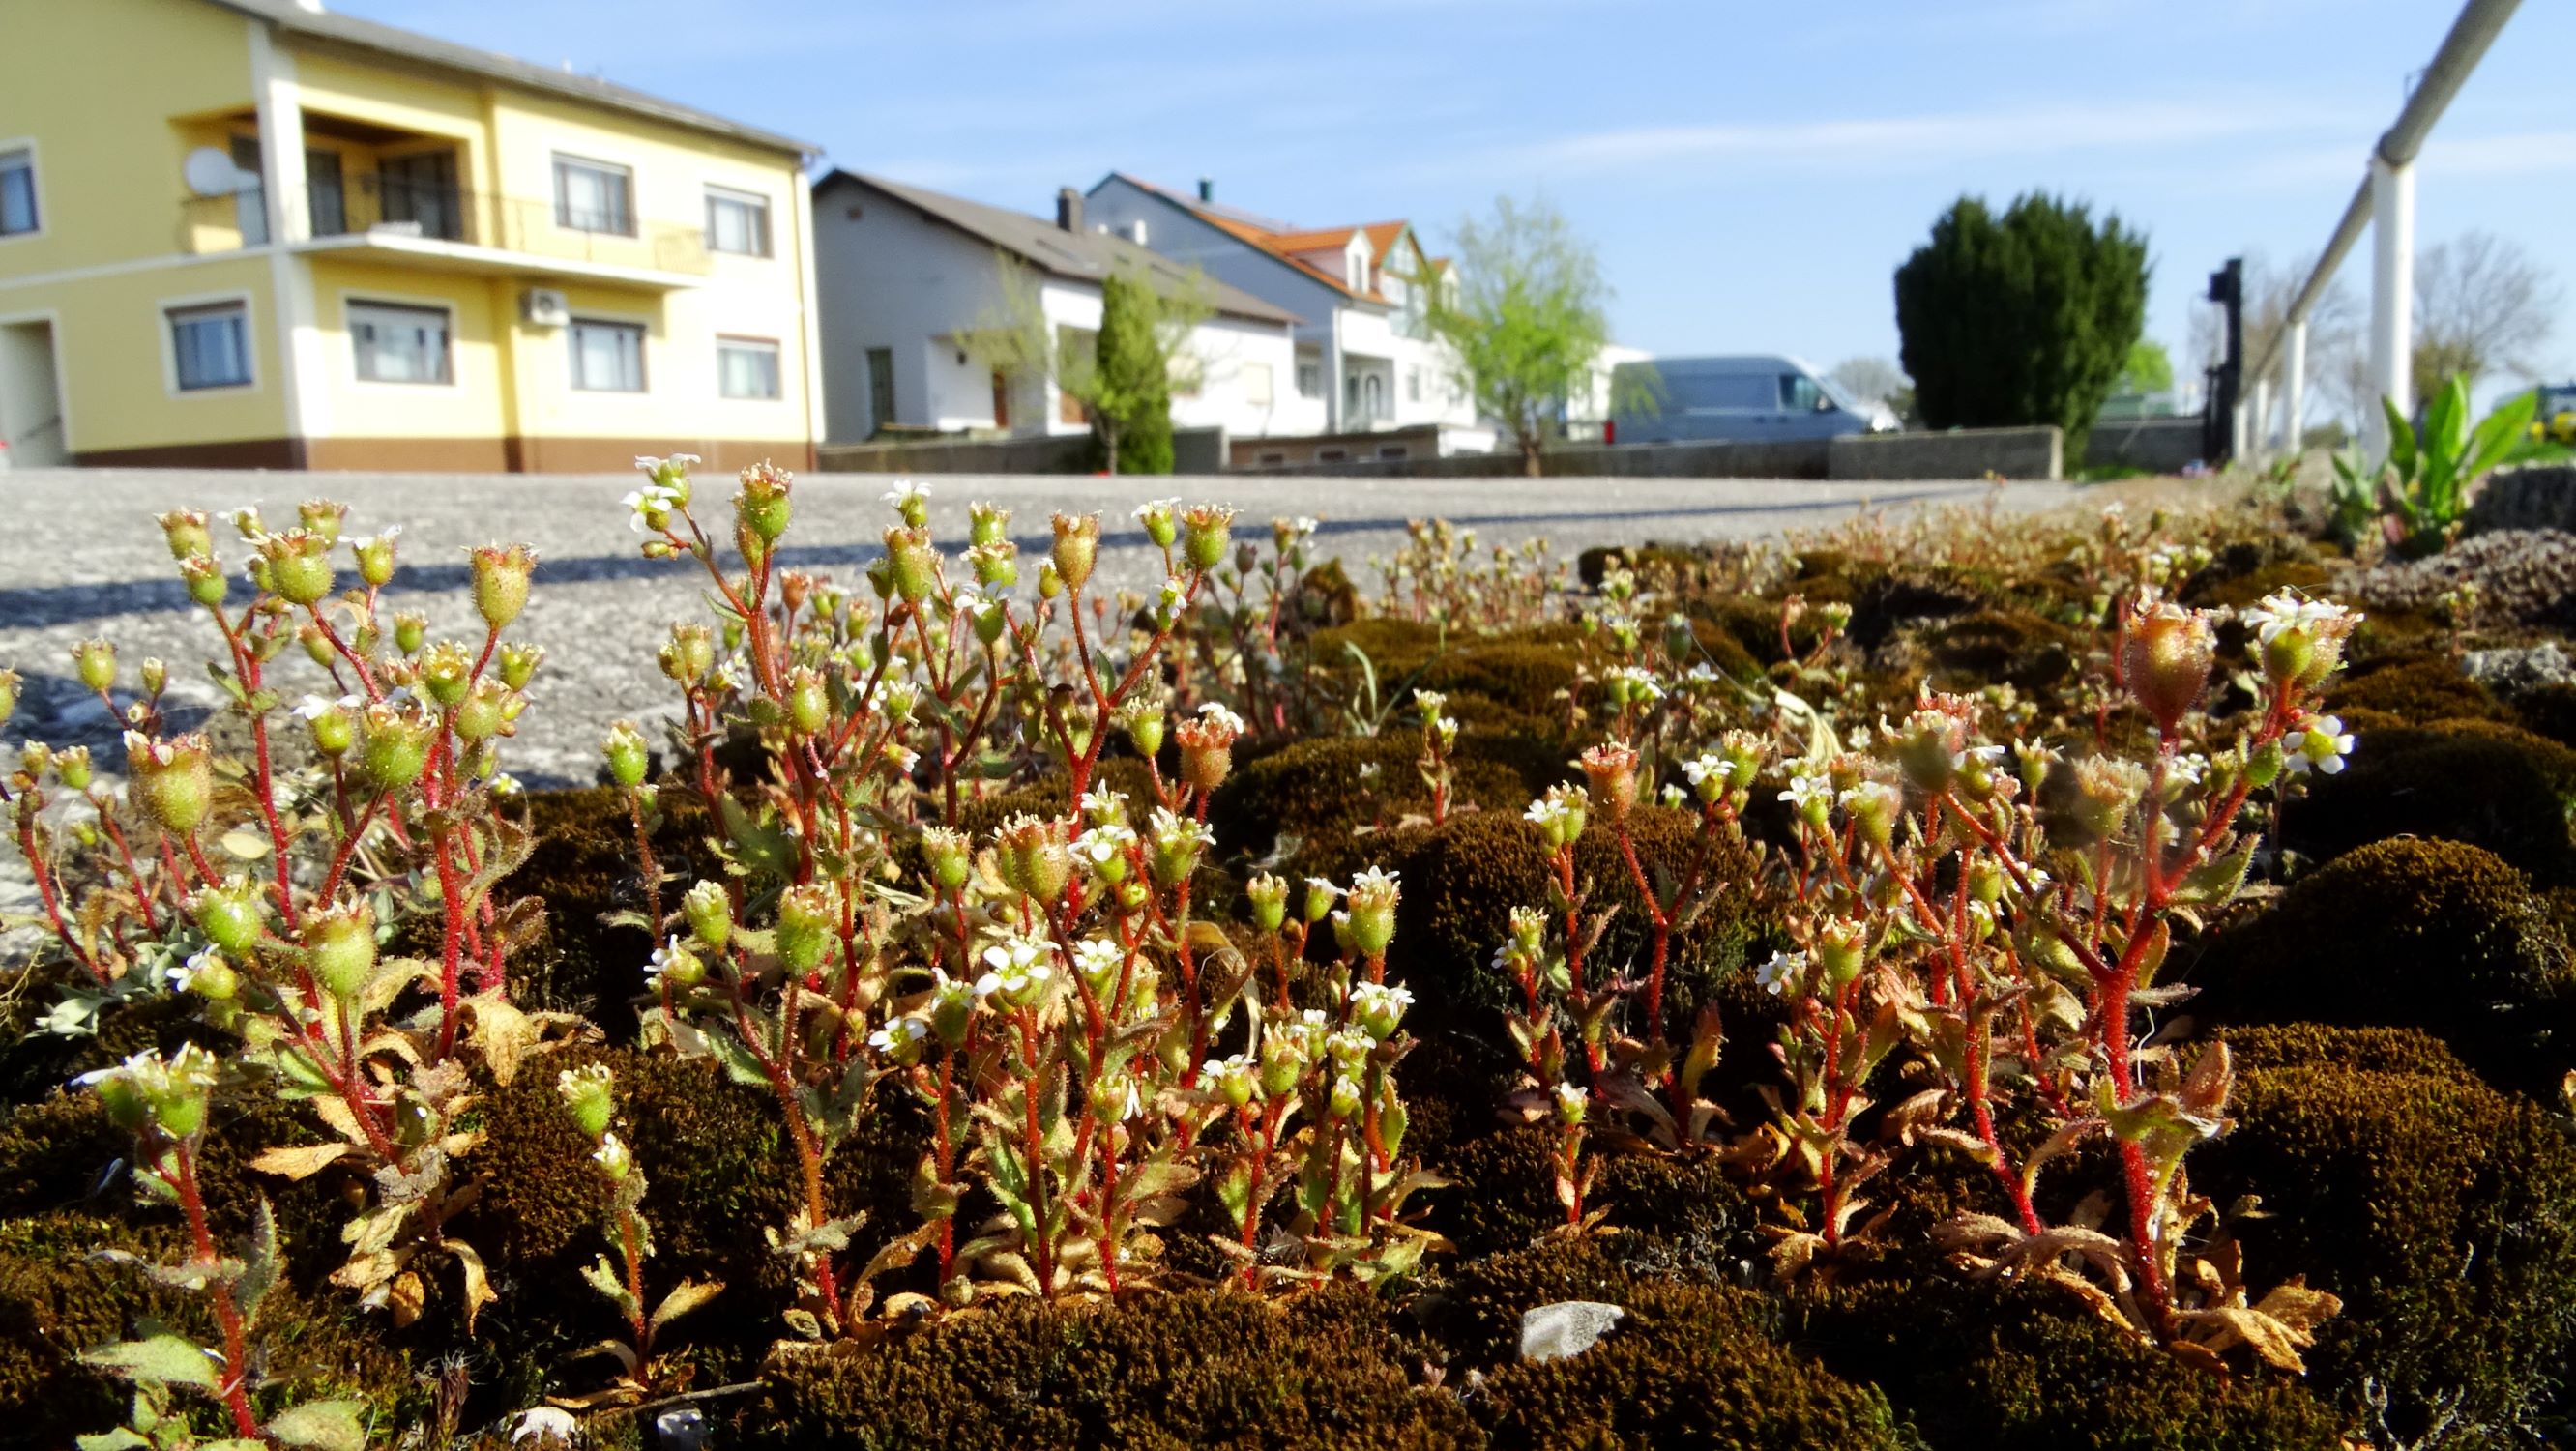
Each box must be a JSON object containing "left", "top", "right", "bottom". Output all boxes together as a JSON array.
[
  {"left": 0, "top": 320, "right": 69, "bottom": 467},
  {"left": 991, "top": 371, "right": 1010, "bottom": 430},
  {"left": 865, "top": 347, "right": 895, "bottom": 435}
]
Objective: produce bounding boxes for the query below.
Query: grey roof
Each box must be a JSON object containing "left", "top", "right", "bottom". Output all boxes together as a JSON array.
[
  {"left": 818, "top": 170, "right": 1303, "bottom": 328},
  {"left": 210, "top": 0, "right": 820, "bottom": 156}
]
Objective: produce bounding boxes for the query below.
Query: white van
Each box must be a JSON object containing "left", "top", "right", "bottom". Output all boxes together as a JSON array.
[{"left": 1609, "top": 355, "right": 1895, "bottom": 445}]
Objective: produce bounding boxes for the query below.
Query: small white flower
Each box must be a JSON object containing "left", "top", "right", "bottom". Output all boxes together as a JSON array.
[
  {"left": 2167, "top": 752, "right": 2209, "bottom": 786},
  {"left": 294, "top": 692, "right": 360, "bottom": 720},
  {"left": 976, "top": 935, "right": 1056, "bottom": 999},
  {"left": 2285, "top": 714, "right": 2356, "bottom": 776},
  {"left": 882, "top": 480, "right": 932, "bottom": 509},
  {"left": 1304, "top": 877, "right": 1343, "bottom": 902},
  {"left": 1350, "top": 864, "right": 1400, "bottom": 894},
  {"left": 1779, "top": 772, "right": 1833, "bottom": 814},
  {"left": 1680, "top": 752, "right": 1726, "bottom": 786},
  {"left": 511, "top": 1406, "right": 581, "bottom": 1447},
  {"left": 868, "top": 1016, "right": 930, "bottom": 1055},
  {"left": 1756, "top": 950, "right": 1807, "bottom": 996},
  {"left": 1075, "top": 822, "right": 1137, "bottom": 864},
  {"left": 1148, "top": 807, "right": 1217, "bottom": 854},
  {"left": 2242, "top": 591, "right": 2352, "bottom": 646},
  {"left": 489, "top": 772, "right": 524, "bottom": 796},
  {"left": 1079, "top": 790, "right": 1129, "bottom": 824},
  {"left": 1292, "top": 516, "right": 1320, "bottom": 537},
  {"left": 1196, "top": 700, "right": 1248, "bottom": 736},
  {"left": 164, "top": 947, "right": 220, "bottom": 994},
  {"left": 1072, "top": 938, "right": 1127, "bottom": 980},
  {"left": 1157, "top": 575, "right": 1186, "bottom": 611},
  {"left": 1133, "top": 496, "right": 1182, "bottom": 520}
]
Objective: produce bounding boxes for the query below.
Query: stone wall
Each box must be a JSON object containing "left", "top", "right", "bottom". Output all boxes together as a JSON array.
[
  {"left": 819, "top": 427, "right": 1224, "bottom": 476},
  {"left": 2083, "top": 416, "right": 2206, "bottom": 475}
]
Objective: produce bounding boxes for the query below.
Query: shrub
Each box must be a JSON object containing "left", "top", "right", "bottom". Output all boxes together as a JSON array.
[
  {"left": 742, "top": 1285, "right": 1469, "bottom": 1449},
  {"left": 2195, "top": 1026, "right": 2576, "bottom": 1445},
  {"left": 1893, "top": 190, "right": 2149, "bottom": 459},
  {"left": 2188, "top": 837, "right": 2574, "bottom": 1090},
  {"left": 1793, "top": 1276, "right": 2345, "bottom": 1451}
]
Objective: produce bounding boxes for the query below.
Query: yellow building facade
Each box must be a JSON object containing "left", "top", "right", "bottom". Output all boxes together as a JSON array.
[{"left": 0, "top": 0, "right": 823, "bottom": 471}]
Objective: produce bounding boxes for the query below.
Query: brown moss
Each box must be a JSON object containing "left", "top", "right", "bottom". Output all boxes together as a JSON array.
[
  {"left": 507, "top": 786, "right": 716, "bottom": 1036},
  {"left": 742, "top": 1285, "right": 1470, "bottom": 1450},
  {"left": 0, "top": 1213, "right": 186, "bottom": 1444},
  {"left": 1790, "top": 1274, "right": 2345, "bottom": 1451},
  {"left": 1430, "top": 1125, "right": 1566, "bottom": 1259},
  {"left": 2188, "top": 838, "right": 2573, "bottom": 1091},
  {"left": 2184, "top": 557, "right": 2334, "bottom": 612},
  {"left": 2283, "top": 721, "right": 2576, "bottom": 882},
  {"left": 2326, "top": 653, "right": 2508, "bottom": 725},
  {"left": 2196, "top": 1027, "right": 2576, "bottom": 1444},
  {"left": 1390, "top": 806, "right": 1761, "bottom": 1044},
  {"left": 1921, "top": 608, "right": 2084, "bottom": 692}
]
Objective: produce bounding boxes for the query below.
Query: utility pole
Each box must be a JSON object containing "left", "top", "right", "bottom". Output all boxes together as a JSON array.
[{"left": 2203, "top": 257, "right": 2243, "bottom": 466}]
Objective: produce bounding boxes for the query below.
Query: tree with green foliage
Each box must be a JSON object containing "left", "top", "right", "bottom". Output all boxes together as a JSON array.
[
  {"left": 2117, "top": 339, "right": 2174, "bottom": 397},
  {"left": 1893, "top": 191, "right": 2149, "bottom": 459},
  {"left": 965, "top": 255, "right": 1210, "bottom": 474},
  {"left": 1428, "top": 195, "right": 1629, "bottom": 477},
  {"left": 1093, "top": 271, "right": 1174, "bottom": 474}
]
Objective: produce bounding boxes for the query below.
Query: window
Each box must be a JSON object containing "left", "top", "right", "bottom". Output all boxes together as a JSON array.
[
  {"left": 0, "top": 147, "right": 38, "bottom": 237},
  {"left": 1256, "top": 450, "right": 1286, "bottom": 466},
  {"left": 168, "top": 302, "right": 251, "bottom": 392},
  {"left": 1318, "top": 448, "right": 1349, "bottom": 463},
  {"left": 705, "top": 187, "right": 771, "bottom": 256},
  {"left": 306, "top": 148, "right": 346, "bottom": 237},
  {"left": 1376, "top": 445, "right": 1408, "bottom": 460},
  {"left": 1672, "top": 374, "right": 1772, "bottom": 413},
  {"left": 1405, "top": 366, "right": 1420, "bottom": 403},
  {"left": 1779, "top": 373, "right": 1825, "bottom": 413},
  {"left": 717, "top": 335, "right": 781, "bottom": 399},
  {"left": 865, "top": 346, "right": 895, "bottom": 430},
  {"left": 553, "top": 155, "right": 634, "bottom": 235},
  {"left": 1296, "top": 360, "right": 1321, "bottom": 398},
  {"left": 349, "top": 300, "right": 452, "bottom": 384},
  {"left": 570, "top": 318, "right": 646, "bottom": 392},
  {"left": 1242, "top": 361, "right": 1273, "bottom": 407},
  {"left": 1169, "top": 355, "right": 1203, "bottom": 398},
  {"left": 379, "top": 151, "right": 462, "bottom": 241}
]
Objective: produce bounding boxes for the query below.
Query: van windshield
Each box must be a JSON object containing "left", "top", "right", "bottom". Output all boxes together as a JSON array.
[{"left": 1813, "top": 373, "right": 1864, "bottom": 412}]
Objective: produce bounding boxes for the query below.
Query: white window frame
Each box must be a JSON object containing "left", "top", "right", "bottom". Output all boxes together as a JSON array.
[
  {"left": 703, "top": 185, "right": 772, "bottom": 258},
  {"left": 0, "top": 138, "right": 41, "bottom": 243},
  {"left": 344, "top": 295, "right": 455, "bottom": 387},
  {"left": 1242, "top": 360, "right": 1273, "bottom": 408},
  {"left": 568, "top": 316, "right": 649, "bottom": 393},
  {"left": 716, "top": 334, "right": 782, "bottom": 400},
  {"left": 160, "top": 292, "right": 256, "bottom": 396},
  {"left": 552, "top": 153, "right": 636, "bottom": 237}
]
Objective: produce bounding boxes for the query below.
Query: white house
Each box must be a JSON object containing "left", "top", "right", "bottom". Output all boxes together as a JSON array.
[
  {"left": 810, "top": 170, "right": 1305, "bottom": 445},
  {"left": 1082, "top": 175, "right": 1479, "bottom": 441}
]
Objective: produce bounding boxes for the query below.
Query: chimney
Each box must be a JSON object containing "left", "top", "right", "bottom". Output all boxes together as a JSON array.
[
  {"left": 1056, "top": 188, "right": 1082, "bottom": 234},
  {"left": 1197, "top": 177, "right": 1214, "bottom": 203}
]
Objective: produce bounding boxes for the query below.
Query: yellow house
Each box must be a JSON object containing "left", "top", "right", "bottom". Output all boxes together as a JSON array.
[{"left": 0, "top": 0, "right": 824, "bottom": 472}]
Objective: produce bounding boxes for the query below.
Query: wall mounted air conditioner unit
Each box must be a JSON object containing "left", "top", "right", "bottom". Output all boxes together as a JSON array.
[{"left": 521, "top": 288, "right": 571, "bottom": 327}]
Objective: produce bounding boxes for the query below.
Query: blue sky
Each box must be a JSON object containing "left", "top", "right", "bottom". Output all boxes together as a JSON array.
[{"left": 343, "top": 0, "right": 2574, "bottom": 403}]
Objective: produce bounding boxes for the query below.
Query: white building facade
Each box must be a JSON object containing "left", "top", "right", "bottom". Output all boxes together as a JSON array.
[
  {"left": 1083, "top": 175, "right": 1478, "bottom": 441},
  {"left": 811, "top": 171, "right": 1303, "bottom": 444}
]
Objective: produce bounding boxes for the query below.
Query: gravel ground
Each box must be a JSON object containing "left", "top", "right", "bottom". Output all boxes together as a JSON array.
[{"left": 1, "top": 465, "right": 2075, "bottom": 785}]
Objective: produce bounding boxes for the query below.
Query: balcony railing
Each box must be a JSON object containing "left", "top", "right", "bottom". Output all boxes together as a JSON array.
[{"left": 180, "top": 175, "right": 711, "bottom": 276}]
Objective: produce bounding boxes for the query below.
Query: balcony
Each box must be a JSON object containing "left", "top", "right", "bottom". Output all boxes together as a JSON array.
[{"left": 180, "top": 174, "right": 711, "bottom": 290}]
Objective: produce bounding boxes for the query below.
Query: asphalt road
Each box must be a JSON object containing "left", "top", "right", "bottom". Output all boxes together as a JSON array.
[{"left": 0, "top": 466, "right": 2077, "bottom": 786}]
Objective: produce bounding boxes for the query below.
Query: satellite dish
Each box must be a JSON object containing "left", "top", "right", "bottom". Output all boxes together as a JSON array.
[{"left": 184, "top": 147, "right": 248, "bottom": 198}]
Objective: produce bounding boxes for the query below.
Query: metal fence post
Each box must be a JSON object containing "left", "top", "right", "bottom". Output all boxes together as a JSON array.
[{"left": 2365, "top": 154, "right": 2415, "bottom": 461}]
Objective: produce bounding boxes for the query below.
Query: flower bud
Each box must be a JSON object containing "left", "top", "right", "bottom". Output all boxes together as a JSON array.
[
  {"left": 966, "top": 540, "right": 1019, "bottom": 591},
  {"left": 305, "top": 902, "right": 377, "bottom": 1001},
  {"left": 1124, "top": 700, "right": 1167, "bottom": 759},
  {"left": 995, "top": 814, "right": 1073, "bottom": 906},
  {"left": 968, "top": 501, "right": 1010, "bottom": 547},
  {"left": 498, "top": 642, "right": 543, "bottom": 691},
  {"left": 297, "top": 498, "right": 348, "bottom": 544},
  {"left": 884, "top": 526, "right": 937, "bottom": 603},
  {"left": 593, "top": 1133, "right": 634, "bottom": 1181},
  {"left": 1328, "top": 1073, "right": 1364, "bottom": 1120},
  {"left": 1172, "top": 703, "right": 1244, "bottom": 794},
  {"left": 183, "top": 950, "right": 240, "bottom": 1002},
  {"left": 736, "top": 462, "right": 794, "bottom": 544},
  {"left": 776, "top": 884, "right": 836, "bottom": 974},
  {"left": 1259, "top": 1033, "right": 1305, "bottom": 1096},
  {"left": 1147, "top": 808, "right": 1213, "bottom": 887},
  {"left": 393, "top": 612, "right": 426, "bottom": 655},
  {"left": 659, "top": 623, "right": 714, "bottom": 687},
  {"left": 1180, "top": 505, "right": 1235, "bottom": 571},
  {"left": 2122, "top": 602, "right": 2215, "bottom": 737},
  {"left": 191, "top": 880, "right": 265, "bottom": 955},
  {"left": 921, "top": 827, "right": 974, "bottom": 894},
  {"left": 55, "top": 745, "right": 92, "bottom": 791},
  {"left": 602, "top": 721, "right": 651, "bottom": 789},
  {"left": 1578, "top": 742, "right": 1640, "bottom": 825},
  {"left": 1840, "top": 780, "right": 1901, "bottom": 850},
  {"left": 73, "top": 638, "right": 116, "bottom": 694},
  {"left": 470, "top": 543, "right": 536, "bottom": 630},
  {"left": 1088, "top": 1072, "right": 1146, "bottom": 1124},
  {"left": 1816, "top": 916, "right": 1867, "bottom": 986},
  {"left": 1349, "top": 979, "right": 1414, "bottom": 1041},
  {"left": 682, "top": 880, "right": 732, "bottom": 951},
  {"left": 1038, "top": 560, "right": 1064, "bottom": 599},
  {"left": 299, "top": 695, "right": 354, "bottom": 757},
  {"left": 1135, "top": 498, "right": 1180, "bottom": 549},
  {"left": 357, "top": 704, "right": 431, "bottom": 791},
  {"left": 1050, "top": 512, "right": 1099, "bottom": 592},
  {"left": 297, "top": 621, "right": 336, "bottom": 669},
  {"left": 1207, "top": 1054, "right": 1260, "bottom": 1108},
  {"left": 453, "top": 679, "right": 511, "bottom": 742},
  {"left": 557, "top": 1063, "right": 617, "bottom": 1140},
  {"left": 351, "top": 532, "right": 398, "bottom": 589},
  {"left": 1553, "top": 1082, "right": 1588, "bottom": 1127},
  {"left": 139, "top": 657, "right": 167, "bottom": 698},
  {"left": 1245, "top": 872, "right": 1289, "bottom": 934},
  {"left": 260, "top": 530, "right": 337, "bottom": 606},
  {"left": 2069, "top": 756, "right": 2150, "bottom": 839},
  {"left": 159, "top": 509, "right": 213, "bottom": 562},
  {"left": 125, "top": 731, "right": 213, "bottom": 833},
  {"left": 420, "top": 641, "right": 473, "bottom": 708},
  {"left": 785, "top": 665, "right": 830, "bottom": 736},
  {"left": 181, "top": 556, "right": 228, "bottom": 608},
  {"left": 1334, "top": 866, "right": 1401, "bottom": 960},
  {"left": 1303, "top": 876, "right": 1340, "bottom": 925}
]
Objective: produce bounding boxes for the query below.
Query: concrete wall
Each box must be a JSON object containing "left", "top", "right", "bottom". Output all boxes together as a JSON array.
[
  {"left": 2083, "top": 416, "right": 2204, "bottom": 475},
  {"left": 819, "top": 424, "right": 1224, "bottom": 475},
  {"left": 1226, "top": 424, "right": 2064, "bottom": 481},
  {"left": 1828, "top": 425, "right": 2062, "bottom": 481}
]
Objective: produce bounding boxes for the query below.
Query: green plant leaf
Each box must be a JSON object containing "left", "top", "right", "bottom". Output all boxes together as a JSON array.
[
  {"left": 265, "top": 1400, "right": 368, "bottom": 1451},
  {"left": 81, "top": 1335, "right": 220, "bottom": 1391}
]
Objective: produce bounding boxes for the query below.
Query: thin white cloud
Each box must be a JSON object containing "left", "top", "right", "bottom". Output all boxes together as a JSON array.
[
  {"left": 2418, "top": 130, "right": 2576, "bottom": 176},
  {"left": 1507, "top": 100, "right": 2357, "bottom": 173}
]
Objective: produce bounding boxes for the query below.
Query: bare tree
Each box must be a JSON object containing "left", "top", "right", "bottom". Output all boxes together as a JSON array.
[{"left": 2413, "top": 230, "right": 2561, "bottom": 398}]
